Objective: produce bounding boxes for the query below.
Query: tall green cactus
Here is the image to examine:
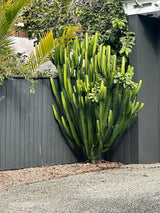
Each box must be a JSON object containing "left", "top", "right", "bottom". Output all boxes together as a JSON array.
[{"left": 51, "top": 33, "right": 144, "bottom": 164}]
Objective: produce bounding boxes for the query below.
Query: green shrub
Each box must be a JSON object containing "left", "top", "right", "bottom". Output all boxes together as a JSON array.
[
  {"left": 20, "top": 0, "right": 135, "bottom": 58},
  {"left": 51, "top": 33, "right": 143, "bottom": 164},
  {"left": 0, "top": 0, "right": 80, "bottom": 92}
]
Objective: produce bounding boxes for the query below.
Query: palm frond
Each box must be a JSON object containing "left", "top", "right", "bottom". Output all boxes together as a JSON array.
[
  {"left": 27, "top": 26, "right": 81, "bottom": 73},
  {"left": 0, "top": 0, "right": 31, "bottom": 56}
]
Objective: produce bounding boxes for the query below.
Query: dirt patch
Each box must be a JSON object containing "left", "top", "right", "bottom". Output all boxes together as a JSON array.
[{"left": 0, "top": 160, "right": 123, "bottom": 191}]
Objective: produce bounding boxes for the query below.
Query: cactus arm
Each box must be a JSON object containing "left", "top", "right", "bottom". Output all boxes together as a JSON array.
[
  {"left": 102, "top": 91, "right": 112, "bottom": 125},
  {"left": 136, "top": 103, "right": 144, "bottom": 113},
  {"left": 108, "top": 110, "right": 113, "bottom": 130},
  {"left": 63, "top": 64, "right": 68, "bottom": 91},
  {"left": 94, "top": 55, "right": 98, "bottom": 82},
  {"left": 71, "top": 58, "right": 74, "bottom": 77},
  {"left": 63, "top": 78, "right": 81, "bottom": 138},
  {"left": 106, "top": 46, "right": 111, "bottom": 77},
  {"left": 52, "top": 105, "right": 75, "bottom": 144},
  {"left": 85, "top": 50, "right": 88, "bottom": 73},
  {"left": 61, "top": 116, "right": 72, "bottom": 139},
  {"left": 52, "top": 105, "right": 63, "bottom": 127},
  {"left": 61, "top": 91, "right": 81, "bottom": 148},
  {"left": 85, "top": 33, "right": 89, "bottom": 52},
  {"left": 112, "top": 83, "right": 120, "bottom": 120},
  {"left": 87, "top": 101, "right": 94, "bottom": 148},
  {"left": 54, "top": 45, "right": 60, "bottom": 67},
  {"left": 79, "top": 103, "right": 89, "bottom": 158},
  {"left": 112, "top": 54, "right": 117, "bottom": 72},
  {"left": 97, "top": 44, "right": 103, "bottom": 73},
  {"left": 121, "top": 56, "right": 125, "bottom": 74},
  {"left": 103, "top": 116, "right": 125, "bottom": 152},
  {"left": 131, "top": 80, "right": 142, "bottom": 97},
  {"left": 92, "top": 32, "right": 98, "bottom": 57},
  {"left": 101, "top": 46, "right": 107, "bottom": 77},
  {"left": 88, "top": 34, "right": 95, "bottom": 59},
  {"left": 75, "top": 36, "right": 80, "bottom": 52},
  {"left": 57, "top": 65, "right": 64, "bottom": 89},
  {"left": 60, "top": 44, "right": 64, "bottom": 66},
  {"left": 50, "top": 78, "right": 62, "bottom": 108},
  {"left": 80, "top": 48, "right": 85, "bottom": 70}
]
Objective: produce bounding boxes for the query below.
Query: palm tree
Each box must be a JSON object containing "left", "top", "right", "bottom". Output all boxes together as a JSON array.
[
  {"left": 0, "top": 0, "right": 31, "bottom": 57},
  {"left": 0, "top": 0, "right": 31, "bottom": 101}
]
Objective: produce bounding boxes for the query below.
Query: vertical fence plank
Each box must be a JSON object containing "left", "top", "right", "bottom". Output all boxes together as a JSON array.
[
  {"left": 0, "top": 81, "right": 7, "bottom": 170},
  {"left": 24, "top": 79, "right": 30, "bottom": 168},
  {"left": 5, "top": 80, "right": 12, "bottom": 170},
  {"left": 19, "top": 79, "right": 26, "bottom": 168}
]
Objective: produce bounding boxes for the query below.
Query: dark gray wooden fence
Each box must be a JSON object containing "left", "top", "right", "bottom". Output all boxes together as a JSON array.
[
  {"left": 0, "top": 77, "right": 84, "bottom": 170},
  {"left": 1, "top": 15, "right": 160, "bottom": 170},
  {"left": 108, "top": 15, "right": 160, "bottom": 164}
]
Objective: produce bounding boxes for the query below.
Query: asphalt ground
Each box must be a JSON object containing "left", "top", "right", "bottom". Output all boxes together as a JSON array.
[{"left": 0, "top": 164, "right": 160, "bottom": 213}]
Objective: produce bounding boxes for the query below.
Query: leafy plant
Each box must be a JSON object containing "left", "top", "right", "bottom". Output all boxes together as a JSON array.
[
  {"left": 0, "top": 0, "right": 81, "bottom": 92},
  {"left": 0, "top": 0, "right": 31, "bottom": 57},
  {"left": 50, "top": 33, "right": 144, "bottom": 164},
  {"left": 20, "top": 0, "right": 135, "bottom": 57},
  {"left": 20, "top": 0, "right": 72, "bottom": 44},
  {"left": 0, "top": 0, "right": 32, "bottom": 98},
  {"left": 119, "top": 32, "right": 135, "bottom": 56}
]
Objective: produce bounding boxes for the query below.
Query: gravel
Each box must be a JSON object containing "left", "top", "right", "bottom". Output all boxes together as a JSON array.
[
  {"left": 0, "top": 164, "right": 160, "bottom": 212},
  {"left": 0, "top": 161, "right": 123, "bottom": 191}
]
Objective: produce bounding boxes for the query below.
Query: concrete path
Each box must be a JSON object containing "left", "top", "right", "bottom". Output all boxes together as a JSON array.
[{"left": 0, "top": 164, "right": 160, "bottom": 213}]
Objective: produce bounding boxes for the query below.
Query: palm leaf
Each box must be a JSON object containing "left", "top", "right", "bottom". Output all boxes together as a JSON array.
[
  {"left": 0, "top": 0, "right": 31, "bottom": 56},
  {"left": 27, "top": 26, "right": 81, "bottom": 73}
]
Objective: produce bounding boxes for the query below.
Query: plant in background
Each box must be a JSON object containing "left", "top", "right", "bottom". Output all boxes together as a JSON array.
[
  {"left": 0, "top": 0, "right": 80, "bottom": 93},
  {"left": 20, "top": 26, "right": 80, "bottom": 92},
  {"left": 0, "top": 0, "right": 55, "bottom": 91},
  {"left": 0, "top": 0, "right": 31, "bottom": 57},
  {"left": 0, "top": 0, "right": 32, "bottom": 98},
  {"left": 50, "top": 33, "right": 144, "bottom": 164},
  {"left": 20, "top": 0, "right": 72, "bottom": 45},
  {"left": 20, "top": 0, "right": 135, "bottom": 58},
  {"left": 26, "top": 26, "right": 81, "bottom": 73},
  {"left": 119, "top": 32, "right": 135, "bottom": 57}
]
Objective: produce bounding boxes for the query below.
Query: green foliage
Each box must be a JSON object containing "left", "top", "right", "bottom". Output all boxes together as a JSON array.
[
  {"left": 27, "top": 26, "right": 81, "bottom": 73},
  {"left": 20, "top": 0, "right": 73, "bottom": 44},
  {"left": 0, "top": 54, "right": 24, "bottom": 84},
  {"left": 0, "top": 0, "right": 31, "bottom": 56},
  {"left": 0, "top": 0, "right": 32, "bottom": 97},
  {"left": 20, "top": 0, "right": 135, "bottom": 57},
  {"left": 0, "top": 0, "right": 54, "bottom": 93},
  {"left": 0, "top": 0, "right": 80, "bottom": 93},
  {"left": 0, "top": 53, "right": 54, "bottom": 93},
  {"left": 51, "top": 33, "right": 143, "bottom": 163},
  {"left": 119, "top": 32, "right": 135, "bottom": 56}
]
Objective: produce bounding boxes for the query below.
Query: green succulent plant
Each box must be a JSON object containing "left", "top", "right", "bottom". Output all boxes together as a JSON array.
[{"left": 50, "top": 33, "right": 144, "bottom": 164}]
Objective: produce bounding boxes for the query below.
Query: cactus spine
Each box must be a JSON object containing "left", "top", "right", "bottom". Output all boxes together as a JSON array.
[{"left": 51, "top": 33, "right": 143, "bottom": 163}]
